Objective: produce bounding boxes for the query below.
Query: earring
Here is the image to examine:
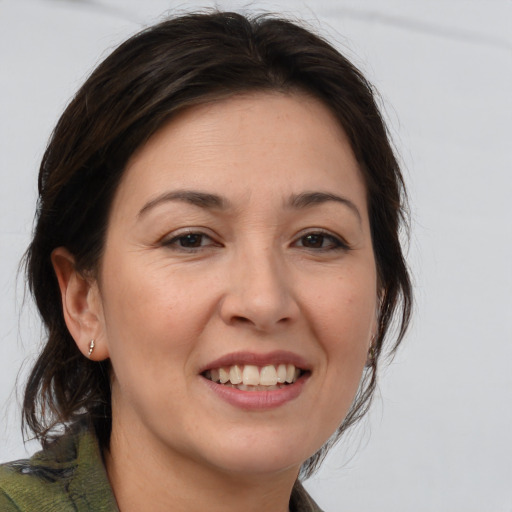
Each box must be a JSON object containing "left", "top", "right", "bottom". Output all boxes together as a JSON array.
[{"left": 88, "top": 339, "right": 95, "bottom": 358}]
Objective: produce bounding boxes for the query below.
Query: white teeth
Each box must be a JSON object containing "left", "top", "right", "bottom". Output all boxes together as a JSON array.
[
  {"left": 285, "top": 364, "right": 295, "bottom": 383},
  {"left": 206, "top": 363, "right": 303, "bottom": 387},
  {"left": 229, "top": 365, "right": 243, "bottom": 385},
  {"left": 260, "top": 365, "right": 278, "bottom": 386},
  {"left": 276, "top": 364, "right": 287, "bottom": 383},
  {"left": 219, "top": 368, "right": 230, "bottom": 384},
  {"left": 242, "top": 365, "right": 260, "bottom": 386}
]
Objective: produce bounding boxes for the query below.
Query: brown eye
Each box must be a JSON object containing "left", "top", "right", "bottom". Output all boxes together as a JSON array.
[
  {"left": 163, "top": 231, "right": 218, "bottom": 251},
  {"left": 295, "top": 231, "right": 347, "bottom": 251},
  {"left": 177, "top": 233, "right": 205, "bottom": 248},
  {"left": 301, "top": 234, "right": 325, "bottom": 248}
]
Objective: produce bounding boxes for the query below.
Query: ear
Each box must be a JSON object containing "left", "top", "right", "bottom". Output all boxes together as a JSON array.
[{"left": 51, "top": 247, "right": 109, "bottom": 361}]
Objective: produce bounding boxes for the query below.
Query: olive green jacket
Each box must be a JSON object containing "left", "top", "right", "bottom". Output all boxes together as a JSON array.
[{"left": 0, "top": 424, "right": 323, "bottom": 511}]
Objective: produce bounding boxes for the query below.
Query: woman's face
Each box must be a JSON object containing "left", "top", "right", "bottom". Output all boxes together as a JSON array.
[{"left": 93, "top": 92, "right": 378, "bottom": 476}]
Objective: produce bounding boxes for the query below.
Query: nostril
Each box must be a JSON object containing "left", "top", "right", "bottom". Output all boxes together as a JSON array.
[{"left": 232, "top": 316, "right": 251, "bottom": 325}]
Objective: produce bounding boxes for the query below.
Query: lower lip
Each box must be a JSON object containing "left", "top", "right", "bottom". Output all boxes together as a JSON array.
[{"left": 201, "top": 375, "right": 309, "bottom": 410}]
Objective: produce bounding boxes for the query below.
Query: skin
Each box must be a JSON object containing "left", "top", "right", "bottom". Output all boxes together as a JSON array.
[{"left": 53, "top": 92, "right": 378, "bottom": 512}]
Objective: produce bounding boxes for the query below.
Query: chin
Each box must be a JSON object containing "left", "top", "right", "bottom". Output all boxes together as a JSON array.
[
  {"left": 210, "top": 449, "right": 305, "bottom": 477},
  {"left": 197, "top": 426, "right": 326, "bottom": 478}
]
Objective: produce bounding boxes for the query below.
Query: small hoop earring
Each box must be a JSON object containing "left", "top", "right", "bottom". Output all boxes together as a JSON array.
[{"left": 88, "top": 339, "right": 95, "bottom": 358}]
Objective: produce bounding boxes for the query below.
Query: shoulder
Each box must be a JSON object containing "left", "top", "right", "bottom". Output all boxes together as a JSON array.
[
  {"left": 0, "top": 457, "right": 73, "bottom": 511},
  {"left": 0, "top": 423, "right": 118, "bottom": 511},
  {"left": 0, "top": 463, "right": 22, "bottom": 511}
]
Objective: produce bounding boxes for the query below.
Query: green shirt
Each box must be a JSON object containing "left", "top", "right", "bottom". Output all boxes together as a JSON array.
[{"left": 0, "top": 424, "right": 323, "bottom": 511}]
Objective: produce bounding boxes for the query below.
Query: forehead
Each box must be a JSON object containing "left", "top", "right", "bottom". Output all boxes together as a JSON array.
[{"left": 114, "top": 91, "right": 368, "bottom": 216}]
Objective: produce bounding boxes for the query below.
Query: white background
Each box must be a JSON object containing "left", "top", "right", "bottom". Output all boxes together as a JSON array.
[{"left": 1, "top": 1, "right": 511, "bottom": 510}]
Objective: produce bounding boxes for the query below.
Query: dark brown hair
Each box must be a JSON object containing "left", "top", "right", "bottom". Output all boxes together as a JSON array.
[{"left": 22, "top": 10, "right": 412, "bottom": 478}]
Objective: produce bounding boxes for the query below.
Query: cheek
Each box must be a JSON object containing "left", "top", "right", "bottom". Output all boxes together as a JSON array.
[
  {"left": 306, "top": 270, "right": 376, "bottom": 391},
  {"left": 98, "top": 262, "right": 199, "bottom": 378},
  {"left": 311, "top": 272, "right": 377, "bottom": 342}
]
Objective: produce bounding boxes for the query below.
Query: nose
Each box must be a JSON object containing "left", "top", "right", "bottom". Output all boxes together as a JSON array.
[{"left": 219, "top": 244, "right": 300, "bottom": 332}]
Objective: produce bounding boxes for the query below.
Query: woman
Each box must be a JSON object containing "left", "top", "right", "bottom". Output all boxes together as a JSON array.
[{"left": 0, "top": 11, "right": 411, "bottom": 512}]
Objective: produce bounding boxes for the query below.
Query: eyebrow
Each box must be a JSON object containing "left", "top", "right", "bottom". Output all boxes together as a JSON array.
[
  {"left": 138, "top": 189, "right": 362, "bottom": 223},
  {"left": 138, "top": 190, "right": 228, "bottom": 217},
  {"left": 288, "top": 191, "right": 362, "bottom": 223}
]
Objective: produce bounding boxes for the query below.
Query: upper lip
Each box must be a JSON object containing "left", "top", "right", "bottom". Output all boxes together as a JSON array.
[{"left": 199, "top": 350, "right": 311, "bottom": 373}]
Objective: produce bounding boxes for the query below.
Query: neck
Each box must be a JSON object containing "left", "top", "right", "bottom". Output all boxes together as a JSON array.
[{"left": 104, "top": 417, "right": 298, "bottom": 512}]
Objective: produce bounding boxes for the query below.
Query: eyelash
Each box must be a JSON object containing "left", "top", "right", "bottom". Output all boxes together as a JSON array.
[{"left": 161, "top": 229, "right": 349, "bottom": 252}]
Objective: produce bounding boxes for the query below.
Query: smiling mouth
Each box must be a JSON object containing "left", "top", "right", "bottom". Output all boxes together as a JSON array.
[{"left": 202, "top": 363, "right": 306, "bottom": 391}]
